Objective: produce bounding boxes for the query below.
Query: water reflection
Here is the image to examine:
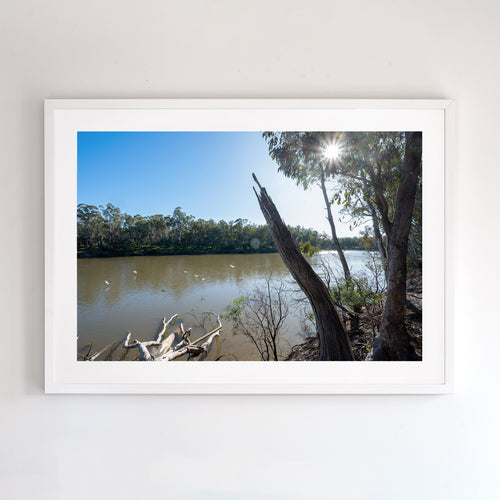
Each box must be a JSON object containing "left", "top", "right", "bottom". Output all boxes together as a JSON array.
[
  {"left": 78, "top": 251, "right": 373, "bottom": 360},
  {"left": 79, "top": 253, "right": 298, "bottom": 307}
]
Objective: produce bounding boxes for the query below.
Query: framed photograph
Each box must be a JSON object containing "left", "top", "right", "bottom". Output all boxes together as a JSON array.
[{"left": 45, "top": 99, "right": 453, "bottom": 394}]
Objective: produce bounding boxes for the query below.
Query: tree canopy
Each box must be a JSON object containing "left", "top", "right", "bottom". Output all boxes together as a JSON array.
[
  {"left": 77, "top": 203, "right": 372, "bottom": 257},
  {"left": 258, "top": 131, "right": 423, "bottom": 361},
  {"left": 263, "top": 132, "right": 353, "bottom": 280}
]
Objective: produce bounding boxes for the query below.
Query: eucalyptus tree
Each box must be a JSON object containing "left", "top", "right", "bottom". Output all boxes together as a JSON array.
[
  {"left": 125, "top": 214, "right": 150, "bottom": 246},
  {"left": 336, "top": 186, "right": 387, "bottom": 262},
  {"left": 336, "top": 132, "right": 422, "bottom": 360},
  {"left": 230, "top": 218, "right": 250, "bottom": 250},
  {"left": 148, "top": 214, "right": 169, "bottom": 244},
  {"left": 253, "top": 174, "right": 354, "bottom": 361},
  {"left": 77, "top": 203, "right": 105, "bottom": 249},
  {"left": 369, "top": 132, "right": 422, "bottom": 360},
  {"left": 263, "top": 132, "right": 351, "bottom": 281},
  {"left": 317, "top": 131, "right": 422, "bottom": 359},
  {"left": 101, "top": 203, "right": 125, "bottom": 248},
  {"left": 333, "top": 132, "right": 422, "bottom": 270},
  {"left": 171, "top": 207, "right": 194, "bottom": 246},
  {"left": 260, "top": 131, "right": 422, "bottom": 361},
  {"left": 407, "top": 182, "right": 422, "bottom": 270},
  {"left": 331, "top": 133, "right": 405, "bottom": 262}
]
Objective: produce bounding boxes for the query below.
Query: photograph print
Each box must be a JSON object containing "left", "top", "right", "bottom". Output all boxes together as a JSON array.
[{"left": 77, "top": 130, "right": 422, "bottom": 363}]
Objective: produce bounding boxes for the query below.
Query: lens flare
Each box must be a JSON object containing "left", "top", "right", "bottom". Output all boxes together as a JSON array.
[{"left": 323, "top": 143, "right": 341, "bottom": 161}]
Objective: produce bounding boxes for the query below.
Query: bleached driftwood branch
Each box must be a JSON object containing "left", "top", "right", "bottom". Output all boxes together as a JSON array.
[
  {"left": 158, "top": 315, "right": 222, "bottom": 362},
  {"left": 85, "top": 313, "right": 221, "bottom": 362},
  {"left": 123, "top": 333, "right": 159, "bottom": 361},
  {"left": 123, "top": 314, "right": 179, "bottom": 361},
  {"left": 78, "top": 342, "right": 113, "bottom": 361},
  {"left": 195, "top": 323, "right": 222, "bottom": 361},
  {"left": 155, "top": 314, "right": 178, "bottom": 342}
]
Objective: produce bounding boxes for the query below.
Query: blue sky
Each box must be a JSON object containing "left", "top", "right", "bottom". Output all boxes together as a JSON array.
[{"left": 77, "top": 131, "right": 360, "bottom": 237}]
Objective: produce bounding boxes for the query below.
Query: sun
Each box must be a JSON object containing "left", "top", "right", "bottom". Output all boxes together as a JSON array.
[{"left": 322, "top": 143, "right": 341, "bottom": 161}]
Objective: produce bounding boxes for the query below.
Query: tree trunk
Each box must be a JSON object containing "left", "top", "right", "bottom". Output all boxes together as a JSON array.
[
  {"left": 253, "top": 174, "right": 354, "bottom": 361},
  {"left": 319, "top": 173, "right": 351, "bottom": 282},
  {"left": 371, "top": 132, "right": 421, "bottom": 361},
  {"left": 407, "top": 229, "right": 422, "bottom": 270},
  {"left": 367, "top": 200, "right": 387, "bottom": 262}
]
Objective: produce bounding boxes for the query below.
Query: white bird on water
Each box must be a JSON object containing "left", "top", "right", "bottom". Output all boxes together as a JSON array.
[
  {"left": 132, "top": 270, "right": 137, "bottom": 275},
  {"left": 104, "top": 280, "right": 111, "bottom": 286},
  {"left": 229, "top": 264, "right": 235, "bottom": 268}
]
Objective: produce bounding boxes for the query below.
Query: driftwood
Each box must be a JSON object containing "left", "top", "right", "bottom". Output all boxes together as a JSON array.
[
  {"left": 129, "top": 314, "right": 222, "bottom": 361},
  {"left": 253, "top": 174, "right": 354, "bottom": 361},
  {"left": 123, "top": 314, "right": 179, "bottom": 360},
  {"left": 78, "top": 342, "right": 113, "bottom": 361},
  {"left": 158, "top": 318, "right": 222, "bottom": 361},
  {"left": 123, "top": 334, "right": 157, "bottom": 360},
  {"left": 81, "top": 312, "right": 222, "bottom": 362}
]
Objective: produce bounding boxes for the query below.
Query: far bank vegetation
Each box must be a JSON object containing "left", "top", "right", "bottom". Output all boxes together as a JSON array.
[{"left": 77, "top": 204, "right": 374, "bottom": 258}]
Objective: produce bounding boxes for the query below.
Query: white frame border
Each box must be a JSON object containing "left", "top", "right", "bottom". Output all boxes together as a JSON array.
[{"left": 45, "top": 99, "right": 454, "bottom": 394}]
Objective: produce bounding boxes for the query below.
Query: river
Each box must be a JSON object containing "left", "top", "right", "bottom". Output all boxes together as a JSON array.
[{"left": 77, "top": 250, "right": 376, "bottom": 360}]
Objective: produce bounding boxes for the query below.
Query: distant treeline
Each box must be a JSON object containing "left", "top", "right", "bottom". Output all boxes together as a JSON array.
[{"left": 77, "top": 203, "right": 373, "bottom": 258}]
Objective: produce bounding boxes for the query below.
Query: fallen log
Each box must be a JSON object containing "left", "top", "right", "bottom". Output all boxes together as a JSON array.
[
  {"left": 195, "top": 326, "right": 222, "bottom": 361},
  {"left": 157, "top": 317, "right": 222, "bottom": 361},
  {"left": 123, "top": 333, "right": 160, "bottom": 361},
  {"left": 83, "top": 312, "right": 223, "bottom": 362},
  {"left": 123, "top": 314, "right": 179, "bottom": 360}
]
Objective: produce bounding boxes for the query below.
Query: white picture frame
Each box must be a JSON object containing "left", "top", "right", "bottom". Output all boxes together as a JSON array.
[{"left": 45, "top": 99, "right": 454, "bottom": 394}]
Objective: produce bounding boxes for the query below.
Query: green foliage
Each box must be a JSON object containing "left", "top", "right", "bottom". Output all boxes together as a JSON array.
[
  {"left": 330, "top": 279, "right": 366, "bottom": 314},
  {"left": 222, "top": 296, "right": 248, "bottom": 335},
  {"left": 329, "top": 271, "right": 385, "bottom": 317},
  {"left": 263, "top": 132, "right": 421, "bottom": 280},
  {"left": 299, "top": 241, "right": 319, "bottom": 257},
  {"left": 338, "top": 236, "right": 376, "bottom": 251},
  {"left": 263, "top": 131, "right": 339, "bottom": 189},
  {"left": 360, "top": 227, "right": 378, "bottom": 252},
  {"left": 77, "top": 203, "right": 370, "bottom": 258}
]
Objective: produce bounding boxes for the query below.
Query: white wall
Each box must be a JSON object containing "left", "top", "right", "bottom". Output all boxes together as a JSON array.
[{"left": 1, "top": 1, "right": 499, "bottom": 498}]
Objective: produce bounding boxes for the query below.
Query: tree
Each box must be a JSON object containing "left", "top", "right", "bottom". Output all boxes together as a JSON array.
[
  {"left": 253, "top": 174, "right": 354, "bottom": 361},
  {"left": 367, "top": 132, "right": 422, "bottom": 360},
  {"left": 101, "top": 203, "right": 124, "bottom": 248},
  {"left": 258, "top": 131, "right": 422, "bottom": 361},
  {"left": 332, "top": 133, "right": 406, "bottom": 265},
  {"left": 328, "top": 132, "right": 421, "bottom": 359},
  {"left": 225, "top": 279, "right": 289, "bottom": 361},
  {"left": 171, "top": 207, "right": 194, "bottom": 246},
  {"left": 77, "top": 203, "right": 105, "bottom": 249},
  {"left": 76, "top": 203, "right": 367, "bottom": 257},
  {"left": 263, "top": 132, "right": 352, "bottom": 281},
  {"left": 148, "top": 214, "right": 169, "bottom": 243}
]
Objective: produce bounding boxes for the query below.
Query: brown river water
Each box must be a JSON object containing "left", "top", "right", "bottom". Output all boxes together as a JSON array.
[{"left": 77, "top": 251, "right": 373, "bottom": 360}]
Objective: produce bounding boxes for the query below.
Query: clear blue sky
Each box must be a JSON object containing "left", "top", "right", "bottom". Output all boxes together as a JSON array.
[{"left": 77, "top": 131, "right": 360, "bottom": 237}]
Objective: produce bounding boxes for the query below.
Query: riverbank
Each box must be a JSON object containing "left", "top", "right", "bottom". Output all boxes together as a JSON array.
[
  {"left": 77, "top": 241, "right": 375, "bottom": 258},
  {"left": 77, "top": 246, "right": 278, "bottom": 258},
  {"left": 286, "top": 272, "right": 423, "bottom": 361}
]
